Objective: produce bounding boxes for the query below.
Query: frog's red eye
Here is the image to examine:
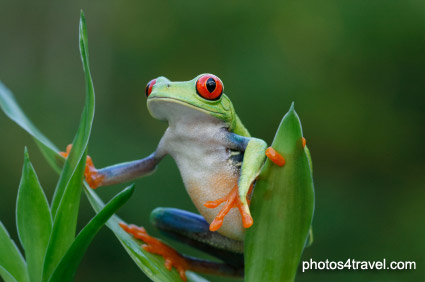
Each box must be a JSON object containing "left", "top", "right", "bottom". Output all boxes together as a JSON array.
[
  {"left": 145, "top": 79, "right": 157, "bottom": 97},
  {"left": 196, "top": 74, "right": 223, "bottom": 100}
]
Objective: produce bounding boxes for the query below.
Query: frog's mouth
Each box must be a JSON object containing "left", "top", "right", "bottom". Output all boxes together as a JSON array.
[{"left": 147, "top": 96, "right": 225, "bottom": 120}]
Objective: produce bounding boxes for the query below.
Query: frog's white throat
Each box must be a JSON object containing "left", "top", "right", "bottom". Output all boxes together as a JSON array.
[{"left": 147, "top": 97, "right": 223, "bottom": 127}]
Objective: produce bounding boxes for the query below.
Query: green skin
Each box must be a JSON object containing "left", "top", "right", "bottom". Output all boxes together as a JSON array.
[{"left": 91, "top": 74, "right": 268, "bottom": 275}]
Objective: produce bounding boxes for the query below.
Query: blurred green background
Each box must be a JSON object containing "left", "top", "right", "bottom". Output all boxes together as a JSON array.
[{"left": 1, "top": 0, "right": 424, "bottom": 281}]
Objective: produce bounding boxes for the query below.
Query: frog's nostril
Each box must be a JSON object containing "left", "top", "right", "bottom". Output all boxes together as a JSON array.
[{"left": 167, "top": 83, "right": 170, "bottom": 88}]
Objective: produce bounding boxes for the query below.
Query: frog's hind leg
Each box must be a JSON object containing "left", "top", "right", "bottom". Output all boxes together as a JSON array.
[
  {"left": 119, "top": 222, "right": 189, "bottom": 280},
  {"left": 150, "top": 207, "right": 244, "bottom": 268},
  {"left": 120, "top": 208, "right": 243, "bottom": 280}
]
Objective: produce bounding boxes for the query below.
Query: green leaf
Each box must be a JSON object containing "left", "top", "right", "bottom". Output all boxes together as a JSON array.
[
  {"left": 0, "top": 82, "right": 62, "bottom": 173},
  {"left": 0, "top": 11, "right": 207, "bottom": 282},
  {"left": 42, "top": 11, "right": 95, "bottom": 281},
  {"left": 0, "top": 266, "right": 18, "bottom": 282},
  {"left": 50, "top": 10, "right": 95, "bottom": 218},
  {"left": 84, "top": 185, "right": 207, "bottom": 282},
  {"left": 42, "top": 152, "right": 87, "bottom": 281},
  {"left": 16, "top": 149, "right": 52, "bottom": 282},
  {"left": 0, "top": 222, "right": 29, "bottom": 282},
  {"left": 48, "top": 185, "right": 135, "bottom": 282},
  {"left": 245, "top": 103, "right": 315, "bottom": 282}
]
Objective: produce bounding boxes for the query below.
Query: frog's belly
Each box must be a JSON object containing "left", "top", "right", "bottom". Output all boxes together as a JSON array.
[{"left": 174, "top": 153, "right": 244, "bottom": 241}]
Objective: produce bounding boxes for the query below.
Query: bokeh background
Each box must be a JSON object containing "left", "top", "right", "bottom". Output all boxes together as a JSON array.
[{"left": 1, "top": 0, "right": 424, "bottom": 281}]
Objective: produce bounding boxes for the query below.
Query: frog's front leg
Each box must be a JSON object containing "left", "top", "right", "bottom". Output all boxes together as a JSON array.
[
  {"left": 60, "top": 142, "right": 166, "bottom": 189},
  {"left": 204, "top": 132, "right": 267, "bottom": 231},
  {"left": 93, "top": 152, "right": 162, "bottom": 187}
]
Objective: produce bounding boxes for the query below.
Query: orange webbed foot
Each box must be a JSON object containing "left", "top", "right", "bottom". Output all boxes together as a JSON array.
[
  {"left": 84, "top": 155, "right": 104, "bottom": 189},
  {"left": 60, "top": 144, "right": 104, "bottom": 189},
  {"left": 204, "top": 184, "right": 253, "bottom": 232},
  {"left": 265, "top": 146, "right": 286, "bottom": 166},
  {"left": 119, "top": 222, "right": 188, "bottom": 281}
]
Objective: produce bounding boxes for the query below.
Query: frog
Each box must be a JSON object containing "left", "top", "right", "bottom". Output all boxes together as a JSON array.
[{"left": 61, "top": 74, "right": 295, "bottom": 280}]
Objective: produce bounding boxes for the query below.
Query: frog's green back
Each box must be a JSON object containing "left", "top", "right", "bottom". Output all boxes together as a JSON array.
[{"left": 231, "top": 113, "right": 251, "bottom": 137}]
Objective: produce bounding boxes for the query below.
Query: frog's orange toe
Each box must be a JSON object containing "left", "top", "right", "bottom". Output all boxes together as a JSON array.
[
  {"left": 209, "top": 218, "right": 224, "bottom": 232},
  {"left": 205, "top": 184, "right": 254, "bottom": 231},
  {"left": 242, "top": 215, "right": 253, "bottom": 228},
  {"left": 302, "top": 137, "right": 307, "bottom": 148},
  {"left": 60, "top": 144, "right": 104, "bottom": 189},
  {"left": 59, "top": 144, "right": 73, "bottom": 158},
  {"left": 204, "top": 197, "right": 226, "bottom": 209},
  {"left": 205, "top": 185, "right": 237, "bottom": 231},
  {"left": 84, "top": 155, "right": 104, "bottom": 189},
  {"left": 120, "top": 222, "right": 188, "bottom": 281},
  {"left": 265, "top": 147, "right": 286, "bottom": 166},
  {"left": 237, "top": 204, "right": 253, "bottom": 228},
  {"left": 119, "top": 222, "right": 144, "bottom": 234}
]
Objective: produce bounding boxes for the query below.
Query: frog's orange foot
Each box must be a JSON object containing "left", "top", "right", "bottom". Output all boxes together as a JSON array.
[
  {"left": 84, "top": 155, "right": 104, "bottom": 189},
  {"left": 59, "top": 144, "right": 73, "bottom": 158},
  {"left": 204, "top": 185, "right": 253, "bottom": 232},
  {"left": 302, "top": 137, "right": 307, "bottom": 148},
  {"left": 265, "top": 147, "right": 286, "bottom": 166},
  {"left": 119, "top": 222, "right": 188, "bottom": 281},
  {"left": 60, "top": 144, "right": 104, "bottom": 189}
]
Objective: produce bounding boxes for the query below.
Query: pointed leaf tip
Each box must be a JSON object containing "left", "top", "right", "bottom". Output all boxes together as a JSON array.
[
  {"left": 128, "top": 184, "right": 135, "bottom": 194},
  {"left": 289, "top": 101, "right": 295, "bottom": 111},
  {"left": 17, "top": 147, "right": 52, "bottom": 282},
  {"left": 23, "top": 147, "right": 29, "bottom": 159}
]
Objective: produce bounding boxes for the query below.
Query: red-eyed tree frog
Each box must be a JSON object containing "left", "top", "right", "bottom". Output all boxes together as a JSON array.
[{"left": 61, "top": 74, "right": 299, "bottom": 281}]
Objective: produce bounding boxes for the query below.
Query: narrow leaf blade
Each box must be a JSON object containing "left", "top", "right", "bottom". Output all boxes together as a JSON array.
[
  {"left": 42, "top": 11, "right": 95, "bottom": 281},
  {"left": 50, "top": 10, "right": 95, "bottom": 218},
  {"left": 245, "top": 104, "right": 315, "bottom": 282},
  {"left": 0, "top": 82, "right": 62, "bottom": 172},
  {"left": 84, "top": 185, "right": 208, "bottom": 282},
  {"left": 0, "top": 222, "right": 29, "bottom": 282},
  {"left": 16, "top": 149, "right": 52, "bottom": 282},
  {"left": 48, "top": 185, "right": 134, "bottom": 282},
  {"left": 42, "top": 154, "right": 86, "bottom": 281}
]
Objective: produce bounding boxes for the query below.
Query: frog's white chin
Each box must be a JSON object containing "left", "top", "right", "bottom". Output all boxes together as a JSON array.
[{"left": 147, "top": 97, "right": 217, "bottom": 123}]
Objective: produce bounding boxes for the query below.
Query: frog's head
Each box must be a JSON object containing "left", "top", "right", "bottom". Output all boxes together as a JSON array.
[{"left": 146, "top": 74, "right": 235, "bottom": 125}]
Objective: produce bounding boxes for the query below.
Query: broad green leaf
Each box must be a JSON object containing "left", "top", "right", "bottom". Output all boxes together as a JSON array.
[
  {"left": 245, "top": 103, "right": 315, "bottom": 282},
  {"left": 42, "top": 11, "right": 95, "bottom": 281},
  {"left": 16, "top": 149, "right": 52, "bottom": 282},
  {"left": 0, "top": 222, "right": 29, "bottom": 282},
  {"left": 48, "top": 185, "right": 135, "bottom": 282},
  {"left": 0, "top": 266, "right": 18, "bottom": 282},
  {"left": 84, "top": 185, "right": 208, "bottom": 282}
]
